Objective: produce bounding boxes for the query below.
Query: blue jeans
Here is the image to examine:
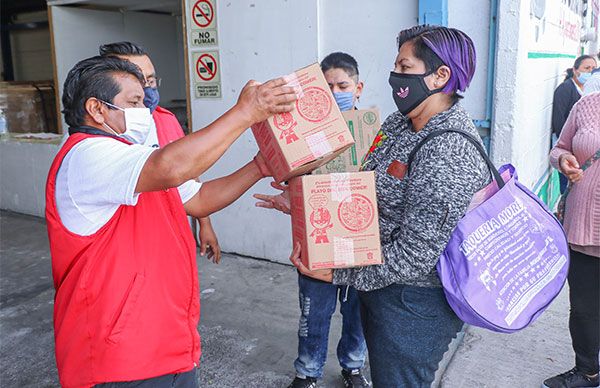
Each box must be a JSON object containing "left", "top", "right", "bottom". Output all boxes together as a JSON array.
[
  {"left": 294, "top": 273, "right": 367, "bottom": 378},
  {"left": 359, "top": 284, "right": 463, "bottom": 388}
]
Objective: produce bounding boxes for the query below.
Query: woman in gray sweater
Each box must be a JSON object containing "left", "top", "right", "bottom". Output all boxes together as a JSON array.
[{"left": 257, "top": 25, "right": 490, "bottom": 387}]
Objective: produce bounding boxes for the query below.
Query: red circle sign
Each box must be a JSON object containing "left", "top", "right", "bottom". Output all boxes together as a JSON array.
[
  {"left": 192, "top": 0, "right": 214, "bottom": 28},
  {"left": 196, "top": 53, "right": 217, "bottom": 81}
]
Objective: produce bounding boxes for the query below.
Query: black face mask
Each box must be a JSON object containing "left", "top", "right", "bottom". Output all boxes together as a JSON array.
[{"left": 389, "top": 70, "right": 443, "bottom": 115}]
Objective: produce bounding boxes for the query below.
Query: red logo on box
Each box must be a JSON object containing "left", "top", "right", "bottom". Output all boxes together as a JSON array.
[
  {"left": 308, "top": 194, "right": 333, "bottom": 244},
  {"left": 273, "top": 112, "right": 299, "bottom": 144},
  {"left": 296, "top": 87, "right": 332, "bottom": 123},
  {"left": 338, "top": 194, "right": 375, "bottom": 232}
]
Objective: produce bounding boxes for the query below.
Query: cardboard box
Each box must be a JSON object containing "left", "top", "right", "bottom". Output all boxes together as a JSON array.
[
  {"left": 290, "top": 171, "right": 382, "bottom": 270},
  {"left": 252, "top": 63, "right": 355, "bottom": 182},
  {"left": 314, "top": 108, "right": 381, "bottom": 174},
  {"left": 0, "top": 81, "right": 58, "bottom": 134}
]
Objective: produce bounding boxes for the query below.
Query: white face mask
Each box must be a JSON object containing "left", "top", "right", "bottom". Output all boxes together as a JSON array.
[{"left": 101, "top": 100, "right": 152, "bottom": 144}]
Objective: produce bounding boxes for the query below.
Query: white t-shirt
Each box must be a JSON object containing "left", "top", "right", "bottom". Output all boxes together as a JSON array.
[
  {"left": 144, "top": 119, "right": 161, "bottom": 148},
  {"left": 572, "top": 78, "right": 584, "bottom": 96},
  {"left": 55, "top": 130, "right": 201, "bottom": 235}
]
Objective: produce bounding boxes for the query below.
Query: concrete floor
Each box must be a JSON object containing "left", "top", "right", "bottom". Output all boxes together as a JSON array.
[
  {"left": 0, "top": 211, "right": 358, "bottom": 388},
  {"left": 441, "top": 286, "right": 575, "bottom": 388},
  {"left": 1, "top": 210, "right": 576, "bottom": 388}
]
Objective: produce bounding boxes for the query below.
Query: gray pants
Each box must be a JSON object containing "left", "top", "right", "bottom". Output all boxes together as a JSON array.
[{"left": 94, "top": 368, "right": 198, "bottom": 388}]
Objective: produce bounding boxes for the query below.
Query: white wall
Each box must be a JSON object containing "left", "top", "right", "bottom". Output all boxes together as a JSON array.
[
  {"left": 318, "top": 1, "right": 419, "bottom": 119},
  {"left": 492, "top": 0, "right": 579, "bottom": 188},
  {"left": 448, "top": 1, "right": 490, "bottom": 121},
  {"left": 186, "top": 0, "right": 418, "bottom": 262},
  {"left": 516, "top": 0, "right": 580, "bottom": 188},
  {"left": 0, "top": 142, "right": 59, "bottom": 217},
  {"left": 492, "top": 0, "right": 581, "bottom": 189},
  {"left": 491, "top": 0, "right": 521, "bottom": 168},
  {"left": 581, "top": 0, "right": 599, "bottom": 55}
]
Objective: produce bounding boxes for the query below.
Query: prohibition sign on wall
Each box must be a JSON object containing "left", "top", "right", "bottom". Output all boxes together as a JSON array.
[
  {"left": 196, "top": 53, "right": 217, "bottom": 81},
  {"left": 192, "top": 50, "right": 221, "bottom": 98},
  {"left": 192, "top": 0, "right": 214, "bottom": 28}
]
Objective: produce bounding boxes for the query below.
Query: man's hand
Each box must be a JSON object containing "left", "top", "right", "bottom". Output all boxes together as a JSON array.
[
  {"left": 236, "top": 78, "right": 298, "bottom": 124},
  {"left": 289, "top": 242, "right": 333, "bottom": 282},
  {"left": 253, "top": 152, "right": 272, "bottom": 178},
  {"left": 254, "top": 181, "right": 291, "bottom": 214},
  {"left": 559, "top": 154, "right": 584, "bottom": 183},
  {"left": 199, "top": 217, "right": 222, "bottom": 264}
]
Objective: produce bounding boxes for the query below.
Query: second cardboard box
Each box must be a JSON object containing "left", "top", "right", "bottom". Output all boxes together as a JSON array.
[
  {"left": 290, "top": 171, "right": 382, "bottom": 270},
  {"left": 313, "top": 108, "right": 381, "bottom": 174}
]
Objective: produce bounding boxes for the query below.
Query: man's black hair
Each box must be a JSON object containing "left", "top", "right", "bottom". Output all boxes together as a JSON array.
[
  {"left": 320, "top": 52, "right": 359, "bottom": 81},
  {"left": 99, "top": 41, "right": 148, "bottom": 57},
  {"left": 62, "top": 55, "right": 144, "bottom": 128}
]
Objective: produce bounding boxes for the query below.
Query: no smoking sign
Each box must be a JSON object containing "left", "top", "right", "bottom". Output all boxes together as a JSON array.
[
  {"left": 190, "top": 0, "right": 218, "bottom": 47},
  {"left": 192, "top": 0, "right": 214, "bottom": 28},
  {"left": 192, "top": 51, "right": 221, "bottom": 99}
]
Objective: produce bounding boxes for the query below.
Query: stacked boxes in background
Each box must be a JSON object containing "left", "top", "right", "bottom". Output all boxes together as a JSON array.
[
  {"left": 0, "top": 81, "right": 58, "bottom": 134},
  {"left": 251, "top": 63, "right": 355, "bottom": 183},
  {"left": 314, "top": 108, "right": 381, "bottom": 174},
  {"left": 289, "top": 171, "right": 382, "bottom": 270}
]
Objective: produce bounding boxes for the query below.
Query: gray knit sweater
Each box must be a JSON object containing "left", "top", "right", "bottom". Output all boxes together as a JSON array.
[{"left": 333, "top": 103, "right": 490, "bottom": 291}]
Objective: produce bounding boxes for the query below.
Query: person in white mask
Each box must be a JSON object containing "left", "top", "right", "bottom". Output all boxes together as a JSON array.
[
  {"left": 99, "top": 99, "right": 153, "bottom": 142},
  {"left": 46, "top": 55, "right": 296, "bottom": 388}
]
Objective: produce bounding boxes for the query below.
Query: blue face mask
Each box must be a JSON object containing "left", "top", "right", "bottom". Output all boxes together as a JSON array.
[
  {"left": 143, "top": 87, "right": 160, "bottom": 113},
  {"left": 577, "top": 72, "right": 592, "bottom": 85},
  {"left": 333, "top": 91, "right": 355, "bottom": 111}
]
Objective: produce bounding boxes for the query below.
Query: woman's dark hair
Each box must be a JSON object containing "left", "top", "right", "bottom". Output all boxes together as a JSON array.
[
  {"left": 320, "top": 52, "right": 359, "bottom": 81},
  {"left": 397, "top": 25, "right": 476, "bottom": 103},
  {"left": 99, "top": 41, "right": 148, "bottom": 57},
  {"left": 564, "top": 54, "right": 596, "bottom": 80},
  {"left": 62, "top": 56, "right": 144, "bottom": 128}
]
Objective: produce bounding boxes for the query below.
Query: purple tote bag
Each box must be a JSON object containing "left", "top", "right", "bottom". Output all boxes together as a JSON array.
[{"left": 408, "top": 130, "right": 569, "bottom": 333}]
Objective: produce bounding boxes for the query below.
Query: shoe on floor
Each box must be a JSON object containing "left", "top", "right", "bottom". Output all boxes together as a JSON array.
[
  {"left": 341, "top": 369, "right": 372, "bottom": 388},
  {"left": 543, "top": 367, "right": 600, "bottom": 388},
  {"left": 287, "top": 376, "right": 318, "bottom": 388}
]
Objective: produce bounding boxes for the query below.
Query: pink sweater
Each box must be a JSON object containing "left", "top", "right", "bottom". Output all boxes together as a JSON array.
[{"left": 550, "top": 92, "right": 600, "bottom": 258}]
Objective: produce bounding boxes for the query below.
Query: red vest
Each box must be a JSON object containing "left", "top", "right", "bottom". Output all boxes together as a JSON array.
[
  {"left": 153, "top": 106, "right": 185, "bottom": 146},
  {"left": 45, "top": 132, "right": 200, "bottom": 387}
]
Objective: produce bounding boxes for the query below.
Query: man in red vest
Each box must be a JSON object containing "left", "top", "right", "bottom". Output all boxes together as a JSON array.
[
  {"left": 99, "top": 42, "right": 222, "bottom": 263},
  {"left": 46, "top": 55, "right": 296, "bottom": 387}
]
